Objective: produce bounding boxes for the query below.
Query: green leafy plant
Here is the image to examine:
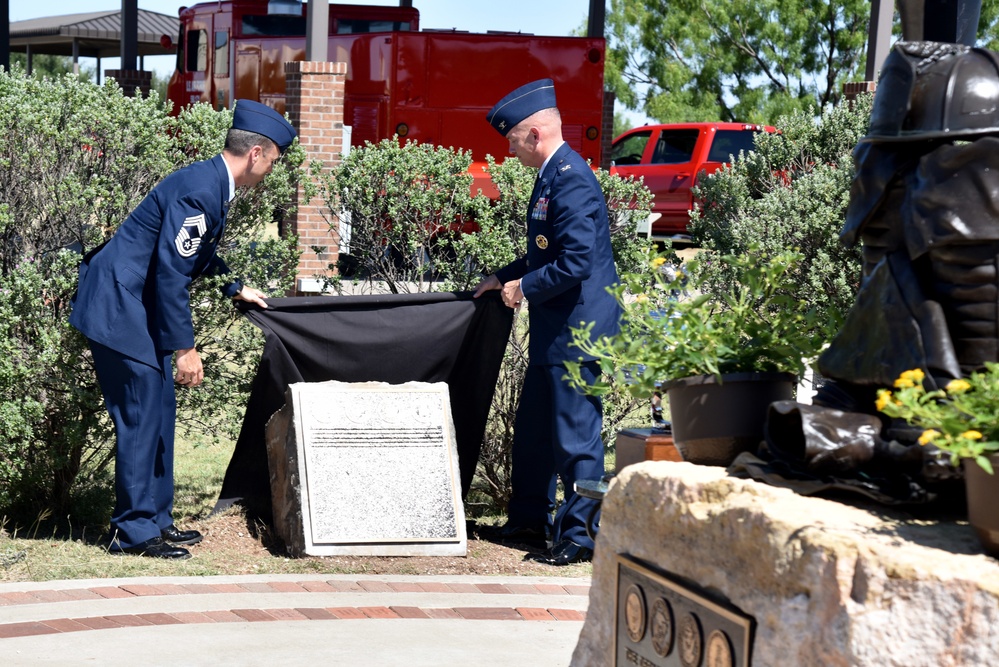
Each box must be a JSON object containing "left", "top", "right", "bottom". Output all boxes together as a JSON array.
[
  {"left": 877, "top": 367, "right": 999, "bottom": 474},
  {"left": 568, "top": 249, "right": 829, "bottom": 399},
  {"left": 689, "top": 96, "right": 871, "bottom": 336},
  {"left": 0, "top": 67, "right": 304, "bottom": 525}
]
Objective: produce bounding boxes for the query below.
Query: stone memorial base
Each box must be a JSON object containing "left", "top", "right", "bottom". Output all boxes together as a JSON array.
[
  {"left": 266, "top": 380, "right": 466, "bottom": 557},
  {"left": 572, "top": 462, "right": 999, "bottom": 666}
]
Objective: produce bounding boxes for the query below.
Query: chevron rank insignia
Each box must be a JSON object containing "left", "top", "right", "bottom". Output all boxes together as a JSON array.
[{"left": 175, "top": 214, "right": 207, "bottom": 258}]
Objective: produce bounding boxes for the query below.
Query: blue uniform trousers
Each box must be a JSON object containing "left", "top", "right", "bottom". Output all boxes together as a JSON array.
[
  {"left": 89, "top": 340, "right": 176, "bottom": 549},
  {"left": 507, "top": 361, "right": 604, "bottom": 549}
]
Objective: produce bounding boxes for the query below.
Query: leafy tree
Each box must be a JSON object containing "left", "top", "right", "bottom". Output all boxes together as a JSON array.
[
  {"left": 8, "top": 54, "right": 94, "bottom": 80},
  {"left": 605, "top": 0, "right": 871, "bottom": 123},
  {"left": 605, "top": 0, "right": 999, "bottom": 124}
]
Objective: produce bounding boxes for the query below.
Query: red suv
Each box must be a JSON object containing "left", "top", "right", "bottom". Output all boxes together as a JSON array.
[{"left": 609, "top": 122, "right": 778, "bottom": 242}]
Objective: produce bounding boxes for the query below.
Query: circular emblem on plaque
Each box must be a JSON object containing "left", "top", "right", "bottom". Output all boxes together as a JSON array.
[
  {"left": 650, "top": 597, "right": 675, "bottom": 657},
  {"left": 706, "top": 630, "right": 734, "bottom": 667},
  {"left": 624, "top": 584, "right": 647, "bottom": 643},
  {"left": 535, "top": 234, "right": 549, "bottom": 249},
  {"left": 678, "top": 612, "right": 703, "bottom": 667}
]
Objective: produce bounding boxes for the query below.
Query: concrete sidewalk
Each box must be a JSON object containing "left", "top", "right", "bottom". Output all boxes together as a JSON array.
[{"left": 0, "top": 574, "right": 589, "bottom": 666}]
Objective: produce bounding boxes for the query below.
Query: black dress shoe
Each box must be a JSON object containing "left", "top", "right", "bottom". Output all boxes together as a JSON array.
[
  {"left": 161, "top": 524, "right": 203, "bottom": 545},
  {"left": 530, "top": 538, "right": 593, "bottom": 566},
  {"left": 493, "top": 522, "right": 549, "bottom": 546},
  {"left": 110, "top": 537, "right": 191, "bottom": 560}
]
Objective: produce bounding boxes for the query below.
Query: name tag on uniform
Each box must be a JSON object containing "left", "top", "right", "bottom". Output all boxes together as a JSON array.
[{"left": 532, "top": 197, "right": 549, "bottom": 221}]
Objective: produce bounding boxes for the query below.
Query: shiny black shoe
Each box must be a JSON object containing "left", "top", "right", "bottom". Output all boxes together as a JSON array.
[
  {"left": 109, "top": 537, "right": 192, "bottom": 560},
  {"left": 492, "top": 522, "right": 550, "bottom": 547},
  {"left": 161, "top": 524, "right": 203, "bottom": 545},
  {"left": 529, "top": 538, "right": 593, "bottom": 566}
]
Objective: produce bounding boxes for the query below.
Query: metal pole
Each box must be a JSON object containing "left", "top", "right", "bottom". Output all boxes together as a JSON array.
[
  {"left": 1, "top": 0, "right": 9, "bottom": 73},
  {"left": 121, "top": 0, "right": 138, "bottom": 70},
  {"left": 865, "top": 0, "right": 894, "bottom": 81},
  {"left": 587, "top": 0, "right": 605, "bottom": 39},
  {"left": 306, "top": 0, "right": 328, "bottom": 62},
  {"left": 72, "top": 37, "right": 80, "bottom": 77}
]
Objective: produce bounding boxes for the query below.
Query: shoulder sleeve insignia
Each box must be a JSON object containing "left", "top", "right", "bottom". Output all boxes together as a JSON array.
[{"left": 175, "top": 214, "right": 207, "bottom": 258}]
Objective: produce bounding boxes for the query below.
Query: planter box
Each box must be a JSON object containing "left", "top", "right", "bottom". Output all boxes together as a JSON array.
[{"left": 615, "top": 428, "right": 682, "bottom": 473}]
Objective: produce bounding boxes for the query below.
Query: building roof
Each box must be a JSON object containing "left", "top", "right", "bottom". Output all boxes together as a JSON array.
[{"left": 9, "top": 9, "right": 179, "bottom": 59}]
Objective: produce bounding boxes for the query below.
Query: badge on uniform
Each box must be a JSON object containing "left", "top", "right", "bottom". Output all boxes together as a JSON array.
[
  {"left": 532, "top": 197, "right": 549, "bottom": 221},
  {"left": 175, "top": 214, "right": 207, "bottom": 258},
  {"left": 536, "top": 235, "right": 549, "bottom": 249}
]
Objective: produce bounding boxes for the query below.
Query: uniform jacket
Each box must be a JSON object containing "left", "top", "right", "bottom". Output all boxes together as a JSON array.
[
  {"left": 70, "top": 155, "right": 241, "bottom": 368},
  {"left": 496, "top": 142, "right": 621, "bottom": 365}
]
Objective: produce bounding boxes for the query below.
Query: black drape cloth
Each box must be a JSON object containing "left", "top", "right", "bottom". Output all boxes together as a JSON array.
[{"left": 214, "top": 291, "right": 513, "bottom": 524}]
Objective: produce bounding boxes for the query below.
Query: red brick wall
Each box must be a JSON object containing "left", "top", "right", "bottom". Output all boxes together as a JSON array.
[
  {"left": 104, "top": 69, "right": 152, "bottom": 98},
  {"left": 842, "top": 80, "right": 877, "bottom": 106},
  {"left": 283, "top": 61, "right": 348, "bottom": 294}
]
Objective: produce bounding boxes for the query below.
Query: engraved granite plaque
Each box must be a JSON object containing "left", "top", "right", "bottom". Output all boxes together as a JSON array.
[
  {"left": 614, "top": 554, "right": 753, "bottom": 667},
  {"left": 266, "top": 380, "right": 466, "bottom": 556}
]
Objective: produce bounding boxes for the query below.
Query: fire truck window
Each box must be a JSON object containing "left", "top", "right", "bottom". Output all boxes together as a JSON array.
[
  {"left": 707, "top": 130, "right": 759, "bottom": 163},
  {"left": 186, "top": 29, "right": 208, "bottom": 72},
  {"left": 242, "top": 15, "right": 307, "bottom": 36},
  {"left": 652, "top": 130, "right": 698, "bottom": 164},
  {"left": 335, "top": 20, "right": 413, "bottom": 34},
  {"left": 215, "top": 31, "right": 229, "bottom": 76},
  {"left": 610, "top": 131, "right": 651, "bottom": 166}
]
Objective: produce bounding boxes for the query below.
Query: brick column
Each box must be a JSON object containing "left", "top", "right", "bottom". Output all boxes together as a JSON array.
[
  {"left": 842, "top": 81, "right": 877, "bottom": 106},
  {"left": 104, "top": 69, "right": 152, "bottom": 97},
  {"left": 283, "top": 60, "right": 348, "bottom": 295}
]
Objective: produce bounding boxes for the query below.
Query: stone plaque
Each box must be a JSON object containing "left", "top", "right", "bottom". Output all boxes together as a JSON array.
[
  {"left": 267, "top": 380, "right": 466, "bottom": 556},
  {"left": 614, "top": 555, "right": 753, "bottom": 667}
]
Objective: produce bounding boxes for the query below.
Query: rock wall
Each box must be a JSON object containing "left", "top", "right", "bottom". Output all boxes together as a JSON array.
[{"left": 572, "top": 462, "right": 999, "bottom": 666}]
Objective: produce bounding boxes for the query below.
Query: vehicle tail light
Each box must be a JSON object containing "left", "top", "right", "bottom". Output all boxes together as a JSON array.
[
  {"left": 395, "top": 123, "right": 409, "bottom": 137},
  {"left": 586, "top": 126, "right": 599, "bottom": 141}
]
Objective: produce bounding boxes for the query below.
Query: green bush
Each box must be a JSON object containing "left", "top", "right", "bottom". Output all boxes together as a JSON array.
[
  {"left": 688, "top": 95, "right": 873, "bottom": 332},
  {"left": 0, "top": 69, "right": 304, "bottom": 525},
  {"left": 318, "top": 139, "right": 656, "bottom": 512}
]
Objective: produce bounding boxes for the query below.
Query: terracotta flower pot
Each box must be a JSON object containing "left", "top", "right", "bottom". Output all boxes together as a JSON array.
[
  {"left": 963, "top": 454, "right": 999, "bottom": 557},
  {"left": 664, "top": 371, "right": 795, "bottom": 466}
]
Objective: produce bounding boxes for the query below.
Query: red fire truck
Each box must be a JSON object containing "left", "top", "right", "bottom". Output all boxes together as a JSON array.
[{"left": 166, "top": 0, "right": 606, "bottom": 193}]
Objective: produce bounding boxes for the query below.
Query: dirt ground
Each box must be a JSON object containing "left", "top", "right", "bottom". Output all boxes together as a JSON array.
[{"left": 186, "top": 510, "right": 593, "bottom": 577}]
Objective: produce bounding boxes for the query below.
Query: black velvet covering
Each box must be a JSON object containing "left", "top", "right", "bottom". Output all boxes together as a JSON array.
[{"left": 213, "top": 291, "right": 514, "bottom": 524}]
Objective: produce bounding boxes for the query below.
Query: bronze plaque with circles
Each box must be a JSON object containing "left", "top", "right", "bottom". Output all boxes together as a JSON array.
[{"left": 614, "top": 554, "right": 754, "bottom": 667}]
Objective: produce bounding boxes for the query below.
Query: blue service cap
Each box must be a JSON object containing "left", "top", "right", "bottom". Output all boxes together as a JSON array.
[
  {"left": 231, "top": 99, "right": 297, "bottom": 152},
  {"left": 486, "top": 78, "right": 557, "bottom": 136}
]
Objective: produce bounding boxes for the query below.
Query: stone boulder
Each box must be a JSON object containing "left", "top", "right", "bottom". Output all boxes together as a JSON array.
[{"left": 573, "top": 462, "right": 999, "bottom": 666}]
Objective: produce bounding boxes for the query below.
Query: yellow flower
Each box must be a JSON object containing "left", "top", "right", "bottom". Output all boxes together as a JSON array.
[
  {"left": 651, "top": 257, "right": 667, "bottom": 268},
  {"left": 961, "top": 430, "right": 983, "bottom": 440},
  {"left": 946, "top": 378, "right": 972, "bottom": 394},
  {"left": 893, "top": 369, "right": 926, "bottom": 389},
  {"left": 875, "top": 390, "right": 892, "bottom": 412},
  {"left": 635, "top": 293, "right": 649, "bottom": 303},
  {"left": 918, "top": 429, "right": 940, "bottom": 445}
]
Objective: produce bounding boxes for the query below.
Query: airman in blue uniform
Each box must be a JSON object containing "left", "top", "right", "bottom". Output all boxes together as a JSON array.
[
  {"left": 70, "top": 100, "right": 296, "bottom": 559},
  {"left": 475, "top": 79, "right": 621, "bottom": 565}
]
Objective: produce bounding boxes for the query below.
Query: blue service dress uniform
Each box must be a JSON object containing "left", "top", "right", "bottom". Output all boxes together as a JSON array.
[
  {"left": 69, "top": 154, "right": 242, "bottom": 549},
  {"left": 495, "top": 141, "right": 621, "bottom": 549}
]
